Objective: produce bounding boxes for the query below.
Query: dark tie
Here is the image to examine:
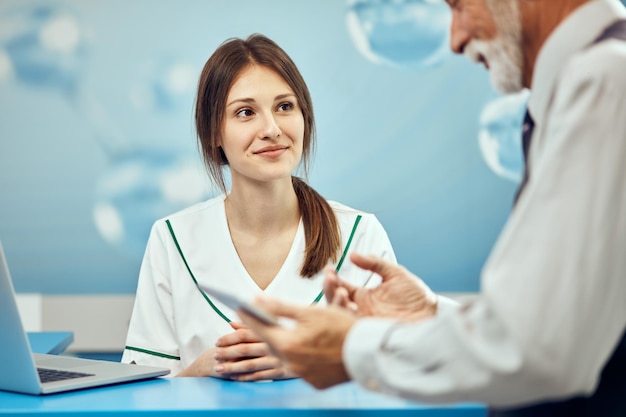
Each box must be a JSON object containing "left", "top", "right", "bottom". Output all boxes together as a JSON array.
[{"left": 513, "top": 109, "right": 535, "bottom": 205}]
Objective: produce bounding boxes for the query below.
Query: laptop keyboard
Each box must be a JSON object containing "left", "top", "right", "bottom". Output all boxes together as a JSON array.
[{"left": 37, "top": 367, "right": 95, "bottom": 383}]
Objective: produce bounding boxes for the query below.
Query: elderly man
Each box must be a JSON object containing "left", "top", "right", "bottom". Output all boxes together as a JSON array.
[{"left": 238, "top": 0, "right": 626, "bottom": 415}]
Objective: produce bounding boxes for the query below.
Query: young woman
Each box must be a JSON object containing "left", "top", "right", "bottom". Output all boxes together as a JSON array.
[{"left": 121, "top": 34, "right": 396, "bottom": 381}]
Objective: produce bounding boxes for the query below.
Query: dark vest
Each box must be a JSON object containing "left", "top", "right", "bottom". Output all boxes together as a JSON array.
[{"left": 490, "top": 19, "right": 626, "bottom": 417}]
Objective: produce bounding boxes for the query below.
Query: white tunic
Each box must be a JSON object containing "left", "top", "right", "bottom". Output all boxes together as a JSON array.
[{"left": 122, "top": 194, "right": 396, "bottom": 375}]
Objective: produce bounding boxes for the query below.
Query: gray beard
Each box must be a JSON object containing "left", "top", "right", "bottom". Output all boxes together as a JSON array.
[
  {"left": 478, "top": 0, "right": 525, "bottom": 93},
  {"left": 465, "top": 37, "right": 524, "bottom": 94}
]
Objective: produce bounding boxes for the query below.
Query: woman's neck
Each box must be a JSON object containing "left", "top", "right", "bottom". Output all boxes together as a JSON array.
[
  {"left": 224, "top": 178, "right": 300, "bottom": 236},
  {"left": 224, "top": 178, "right": 301, "bottom": 290}
]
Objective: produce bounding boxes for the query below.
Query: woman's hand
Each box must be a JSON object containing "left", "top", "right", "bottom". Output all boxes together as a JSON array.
[
  {"left": 238, "top": 298, "right": 356, "bottom": 389},
  {"left": 176, "top": 346, "right": 222, "bottom": 378},
  {"left": 212, "top": 322, "right": 295, "bottom": 381}
]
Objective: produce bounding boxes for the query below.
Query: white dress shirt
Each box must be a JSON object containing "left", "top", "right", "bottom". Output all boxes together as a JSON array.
[{"left": 344, "top": 0, "right": 626, "bottom": 407}]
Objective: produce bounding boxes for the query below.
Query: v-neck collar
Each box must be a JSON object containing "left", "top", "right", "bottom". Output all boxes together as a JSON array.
[{"left": 219, "top": 197, "right": 305, "bottom": 293}]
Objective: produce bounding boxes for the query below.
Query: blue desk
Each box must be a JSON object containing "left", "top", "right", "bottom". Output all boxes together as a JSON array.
[
  {"left": 0, "top": 377, "right": 486, "bottom": 416},
  {"left": 27, "top": 332, "right": 74, "bottom": 355}
]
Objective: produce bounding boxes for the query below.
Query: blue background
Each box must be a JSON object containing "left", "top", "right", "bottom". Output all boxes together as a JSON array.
[{"left": 0, "top": 0, "right": 524, "bottom": 294}]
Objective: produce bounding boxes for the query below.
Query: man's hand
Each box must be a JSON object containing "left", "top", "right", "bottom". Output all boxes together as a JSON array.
[
  {"left": 325, "top": 252, "right": 438, "bottom": 321},
  {"left": 238, "top": 297, "right": 357, "bottom": 389}
]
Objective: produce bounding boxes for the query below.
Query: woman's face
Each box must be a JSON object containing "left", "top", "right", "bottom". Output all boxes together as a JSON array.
[{"left": 220, "top": 65, "right": 304, "bottom": 187}]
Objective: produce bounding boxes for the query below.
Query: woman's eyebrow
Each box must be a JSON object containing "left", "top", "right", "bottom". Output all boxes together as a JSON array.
[
  {"left": 226, "top": 97, "right": 255, "bottom": 107},
  {"left": 275, "top": 93, "right": 296, "bottom": 100}
]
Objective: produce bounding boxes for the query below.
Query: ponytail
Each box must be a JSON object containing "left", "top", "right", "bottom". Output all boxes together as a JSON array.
[{"left": 292, "top": 176, "right": 341, "bottom": 277}]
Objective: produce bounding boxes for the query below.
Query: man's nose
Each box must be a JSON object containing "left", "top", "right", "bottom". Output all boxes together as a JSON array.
[{"left": 449, "top": 12, "right": 470, "bottom": 54}]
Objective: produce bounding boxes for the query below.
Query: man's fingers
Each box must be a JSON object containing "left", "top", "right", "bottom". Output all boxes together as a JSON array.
[
  {"left": 330, "top": 287, "right": 349, "bottom": 307},
  {"left": 237, "top": 294, "right": 301, "bottom": 338},
  {"left": 349, "top": 252, "right": 397, "bottom": 283},
  {"left": 323, "top": 267, "right": 340, "bottom": 302},
  {"left": 253, "top": 293, "right": 304, "bottom": 319},
  {"left": 324, "top": 266, "right": 361, "bottom": 304}
]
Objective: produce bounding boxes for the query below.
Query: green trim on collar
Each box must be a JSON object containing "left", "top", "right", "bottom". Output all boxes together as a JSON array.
[
  {"left": 165, "top": 213, "right": 363, "bottom": 323},
  {"left": 125, "top": 345, "right": 180, "bottom": 360},
  {"left": 336, "top": 214, "right": 362, "bottom": 273},
  {"left": 313, "top": 214, "right": 362, "bottom": 303},
  {"left": 166, "top": 219, "right": 232, "bottom": 323}
]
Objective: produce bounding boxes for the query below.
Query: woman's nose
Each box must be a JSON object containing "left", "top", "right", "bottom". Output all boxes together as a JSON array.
[{"left": 260, "top": 115, "right": 282, "bottom": 139}]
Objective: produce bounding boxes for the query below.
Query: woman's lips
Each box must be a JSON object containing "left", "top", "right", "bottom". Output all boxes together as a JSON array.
[{"left": 254, "top": 146, "right": 288, "bottom": 158}]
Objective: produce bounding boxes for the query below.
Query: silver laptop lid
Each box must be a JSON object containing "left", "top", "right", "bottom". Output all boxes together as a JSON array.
[
  {"left": 0, "top": 241, "right": 43, "bottom": 394},
  {"left": 0, "top": 241, "right": 170, "bottom": 395}
]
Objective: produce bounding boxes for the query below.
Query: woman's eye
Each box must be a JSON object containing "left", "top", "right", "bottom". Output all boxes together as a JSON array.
[
  {"left": 277, "top": 102, "right": 294, "bottom": 112},
  {"left": 236, "top": 108, "right": 254, "bottom": 118}
]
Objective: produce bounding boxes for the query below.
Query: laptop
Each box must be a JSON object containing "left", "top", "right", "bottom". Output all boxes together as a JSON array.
[{"left": 0, "top": 242, "right": 170, "bottom": 395}]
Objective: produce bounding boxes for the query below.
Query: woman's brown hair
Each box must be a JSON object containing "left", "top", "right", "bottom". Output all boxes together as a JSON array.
[{"left": 195, "top": 33, "right": 340, "bottom": 277}]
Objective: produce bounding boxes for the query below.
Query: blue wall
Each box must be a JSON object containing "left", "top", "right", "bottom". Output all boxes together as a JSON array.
[{"left": 0, "top": 0, "right": 523, "bottom": 294}]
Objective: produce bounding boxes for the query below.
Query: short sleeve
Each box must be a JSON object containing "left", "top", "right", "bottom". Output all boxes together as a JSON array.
[{"left": 121, "top": 222, "right": 184, "bottom": 376}]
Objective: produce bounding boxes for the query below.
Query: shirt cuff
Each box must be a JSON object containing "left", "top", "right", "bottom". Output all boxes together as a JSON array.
[
  {"left": 437, "top": 294, "right": 460, "bottom": 315},
  {"left": 343, "top": 317, "right": 398, "bottom": 392}
]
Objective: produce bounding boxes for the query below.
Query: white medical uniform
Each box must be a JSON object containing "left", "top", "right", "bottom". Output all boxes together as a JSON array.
[{"left": 121, "top": 194, "right": 396, "bottom": 375}]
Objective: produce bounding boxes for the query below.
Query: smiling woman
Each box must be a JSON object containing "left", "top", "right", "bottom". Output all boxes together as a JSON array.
[
  {"left": 221, "top": 65, "right": 305, "bottom": 192},
  {"left": 120, "top": 33, "right": 398, "bottom": 382}
]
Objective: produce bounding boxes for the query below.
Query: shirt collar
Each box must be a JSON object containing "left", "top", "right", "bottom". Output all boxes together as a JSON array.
[{"left": 528, "top": 0, "right": 626, "bottom": 125}]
